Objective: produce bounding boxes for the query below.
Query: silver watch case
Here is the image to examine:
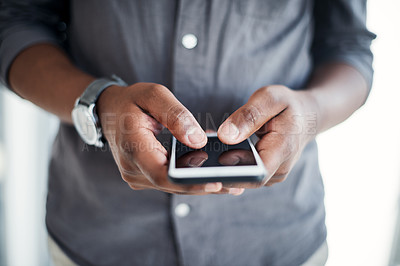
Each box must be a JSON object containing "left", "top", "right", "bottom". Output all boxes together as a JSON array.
[{"left": 71, "top": 100, "right": 104, "bottom": 148}]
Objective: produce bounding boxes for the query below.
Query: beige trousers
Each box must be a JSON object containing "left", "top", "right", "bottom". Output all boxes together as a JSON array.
[{"left": 48, "top": 236, "right": 328, "bottom": 266}]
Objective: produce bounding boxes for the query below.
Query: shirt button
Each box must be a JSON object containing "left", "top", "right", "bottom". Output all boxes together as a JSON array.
[
  {"left": 175, "top": 203, "right": 190, "bottom": 218},
  {"left": 182, "top": 34, "right": 198, "bottom": 49}
]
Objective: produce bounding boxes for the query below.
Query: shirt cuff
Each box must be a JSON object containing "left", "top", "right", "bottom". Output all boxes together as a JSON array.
[{"left": 0, "top": 24, "right": 60, "bottom": 89}]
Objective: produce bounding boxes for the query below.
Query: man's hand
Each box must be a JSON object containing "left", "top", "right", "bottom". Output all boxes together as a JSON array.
[
  {"left": 8, "top": 43, "right": 366, "bottom": 193},
  {"left": 97, "top": 82, "right": 242, "bottom": 195},
  {"left": 218, "top": 62, "right": 370, "bottom": 188},
  {"left": 218, "top": 85, "right": 319, "bottom": 187}
]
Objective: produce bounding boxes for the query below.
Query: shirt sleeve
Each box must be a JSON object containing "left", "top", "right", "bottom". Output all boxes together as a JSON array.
[
  {"left": 0, "top": 0, "right": 68, "bottom": 88},
  {"left": 312, "top": 0, "right": 376, "bottom": 90}
]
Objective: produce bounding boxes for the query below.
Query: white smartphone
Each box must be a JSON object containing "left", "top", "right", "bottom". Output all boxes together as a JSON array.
[{"left": 168, "top": 133, "right": 266, "bottom": 184}]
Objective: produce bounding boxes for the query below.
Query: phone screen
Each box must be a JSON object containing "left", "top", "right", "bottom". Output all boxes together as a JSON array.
[{"left": 175, "top": 136, "right": 257, "bottom": 168}]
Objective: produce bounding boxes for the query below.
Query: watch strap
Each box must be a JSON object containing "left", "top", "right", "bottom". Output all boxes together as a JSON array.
[{"left": 79, "top": 74, "right": 127, "bottom": 106}]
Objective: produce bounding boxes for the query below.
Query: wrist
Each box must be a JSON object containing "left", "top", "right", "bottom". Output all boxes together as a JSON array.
[
  {"left": 97, "top": 84, "right": 124, "bottom": 116},
  {"left": 97, "top": 84, "right": 126, "bottom": 140},
  {"left": 296, "top": 89, "right": 322, "bottom": 141}
]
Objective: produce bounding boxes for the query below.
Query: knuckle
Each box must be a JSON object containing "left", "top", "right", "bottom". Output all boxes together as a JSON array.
[
  {"left": 140, "top": 83, "right": 169, "bottom": 103},
  {"left": 275, "top": 176, "right": 288, "bottom": 183},
  {"left": 257, "top": 85, "right": 288, "bottom": 105},
  {"left": 265, "top": 174, "right": 288, "bottom": 186},
  {"left": 118, "top": 158, "right": 133, "bottom": 173},
  {"left": 150, "top": 84, "right": 168, "bottom": 95},
  {"left": 120, "top": 167, "right": 138, "bottom": 182},
  {"left": 240, "top": 104, "right": 262, "bottom": 128},
  {"left": 275, "top": 170, "right": 289, "bottom": 178},
  {"left": 120, "top": 172, "right": 131, "bottom": 183},
  {"left": 166, "top": 104, "right": 192, "bottom": 130},
  {"left": 128, "top": 184, "right": 140, "bottom": 190},
  {"left": 258, "top": 86, "right": 277, "bottom": 99},
  {"left": 258, "top": 86, "right": 274, "bottom": 95},
  {"left": 118, "top": 159, "right": 142, "bottom": 182},
  {"left": 274, "top": 165, "right": 291, "bottom": 179}
]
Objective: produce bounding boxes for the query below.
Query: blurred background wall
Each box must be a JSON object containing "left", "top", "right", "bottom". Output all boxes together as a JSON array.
[
  {"left": 319, "top": 1, "right": 400, "bottom": 265},
  {"left": 0, "top": 88, "right": 58, "bottom": 266},
  {"left": 0, "top": 0, "right": 399, "bottom": 265}
]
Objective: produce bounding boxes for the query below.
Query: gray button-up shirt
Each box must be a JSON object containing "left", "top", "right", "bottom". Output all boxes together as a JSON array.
[{"left": 0, "top": 1, "right": 375, "bottom": 265}]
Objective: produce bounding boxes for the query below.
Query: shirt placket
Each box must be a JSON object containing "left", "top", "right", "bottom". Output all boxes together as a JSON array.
[
  {"left": 170, "top": 1, "right": 208, "bottom": 265},
  {"left": 171, "top": 0, "right": 209, "bottom": 121}
]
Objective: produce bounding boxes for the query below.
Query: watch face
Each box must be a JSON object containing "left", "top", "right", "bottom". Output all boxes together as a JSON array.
[{"left": 72, "top": 105, "right": 98, "bottom": 145}]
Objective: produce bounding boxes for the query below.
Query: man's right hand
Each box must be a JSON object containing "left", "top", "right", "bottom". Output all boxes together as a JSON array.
[
  {"left": 97, "top": 82, "right": 243, "bottom": 195},
  {"left": 7, "top": 44, "right": 242, "bottom": 195}
]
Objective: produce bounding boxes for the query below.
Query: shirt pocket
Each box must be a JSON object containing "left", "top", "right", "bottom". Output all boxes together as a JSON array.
[{"left": 234, "top": 0, "right": 293, "bottom": 21}]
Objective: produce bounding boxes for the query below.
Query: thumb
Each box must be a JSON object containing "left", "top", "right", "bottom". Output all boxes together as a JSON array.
[
  {"left": 218, "top": 87, "right": 287, "bottom": 144},
  {"left": 135, "top": 83, "right": 207, "bottom": 149}
]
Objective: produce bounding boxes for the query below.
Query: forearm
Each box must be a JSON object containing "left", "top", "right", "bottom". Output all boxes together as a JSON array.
[
  {"left": 305, "top": 63, "right": 369, "bottom": 134},
  {"left": 8, "top": 43, "right": 95, "bottom": 123}
]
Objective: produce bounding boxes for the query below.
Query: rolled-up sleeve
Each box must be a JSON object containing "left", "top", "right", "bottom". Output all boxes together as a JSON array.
[
  {"left": 0, "top": 0, "right": 67, "bottom": 88},
  {"left": 312, "top": 0, "right": 376, "bottom": 89}
]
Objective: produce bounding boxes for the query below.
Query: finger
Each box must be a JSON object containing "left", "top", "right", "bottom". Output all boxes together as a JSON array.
[
  {"left": 228, "top": 188, "right": 245, "bottom": 196},
  {"left": 265, "top": 174, "right": 287, "bottom": 186},
  {"left": 119, "top": 166, "right": 165, "bottom": 190},
  {"left": 165, "top": 187, "right": 244, "bottom": 196},
  {"left": 121, "top": 163, "right": 227, "bottom": 194},
  {"left": 112, "top": 105, "right": 165, "bottom": 143},
  {"left": 176, "top": 150, "right": 208, "bottom": 168},
  {"left": 153, "top": 182, "right": 224, "bottom": 195},
  {"left": 127, "top": 127, "right": 222, "bottom": 193},
  {"left": 117, "top": 114, "right": 207, "bottom": 194},
  {"left": 135, "top": 84, "right": 207, "bottom": 149},
  {"left": 264, "top": 159, "right": 293, "bottom": 186},
  {"left": 127, "top": 181, "right": 154, "bottom": 190},
  {"left": 255, "top": 132, "right": 291, "bottom": 185},
  {"left": 159, "top": 185, "right": 231, "bottom": 195},
  {"left": 213, "top": 187, "right": 231, "bottom": 194},
  {"left": 218, "top": 86, "right": 288, "bottom": 144},
  {"left": 222, "top": 181, "right": 262, "bottom": 189},
  {"left": 115, "top": 106, "right": 220, "bottom": 194},
  {"left": 128, "top": 183, "right": 230, "bottom": 195}
]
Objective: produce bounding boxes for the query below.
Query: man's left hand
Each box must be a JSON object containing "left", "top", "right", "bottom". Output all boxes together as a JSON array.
[{"left": 218, "top": 85, "right": 319, "bottom": 187}]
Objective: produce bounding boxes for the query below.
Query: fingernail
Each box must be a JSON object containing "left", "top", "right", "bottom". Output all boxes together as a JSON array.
[
  {"left": 187, "top": 126, "right": 206, "bottom": 145},
  {"left": 205, "top": 183, "right": 222, "bottom": 192},
  {"left": 229, "top": 188, "right": 244, "bottom": 196},
  {"left": 220, "top": 122, "right": 239, "bottom": 141},
  {"left": 188, "top": 156, "right": 207, "bottom": 167}
]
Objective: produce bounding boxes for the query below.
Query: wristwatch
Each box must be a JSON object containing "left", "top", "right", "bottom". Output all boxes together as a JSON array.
[{"left": 71, "top": 75, "right": 127, "bottom": 147}]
